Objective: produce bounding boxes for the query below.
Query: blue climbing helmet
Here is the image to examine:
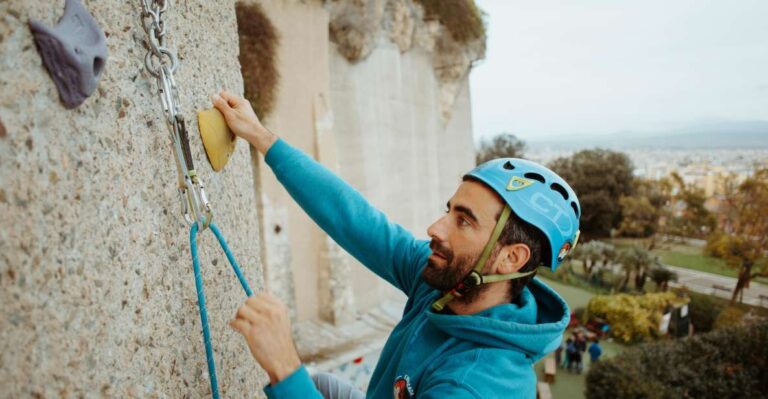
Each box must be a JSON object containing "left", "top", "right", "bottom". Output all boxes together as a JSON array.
[
  {"left": 466, "top": 158, "right": 581, "bottom": 270},
  {"left": 431, "top": 158, "right": 582, "bottom": 311}
]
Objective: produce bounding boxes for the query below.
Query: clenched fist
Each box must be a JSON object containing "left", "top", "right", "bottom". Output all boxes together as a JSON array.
[
  {"left": 211, "top": 90, "right": 278, "bottom": 155},
  {"left": 230, "top": 292, "right": 302, "bottom": 385}
]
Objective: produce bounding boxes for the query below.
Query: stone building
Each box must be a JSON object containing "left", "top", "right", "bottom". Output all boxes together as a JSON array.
[{"left": 0, "top": 0, "right": 483, "bottom": 396}]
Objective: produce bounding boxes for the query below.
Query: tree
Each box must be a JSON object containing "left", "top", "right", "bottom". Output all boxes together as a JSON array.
[
  {"left": 573, "top": 241, "right": 617, "bottom": 276},
  {"left": 549, "top": 149, "right": 634, "bottom": 239},
  {"left": 617, "top": 246, "right": 659, "bottom": 291},
  {"left": 618, "top": 195, "right": 659, "bottom": 237},
  {"left": 475, "top": 133, "right": 526, "bottom": 164},
  {"left": 705, "top": 169, "right": 768, "bottom": 303},
  {"left": 649, "top": 266, "right": 677, "bottom": 291},
  {"left": 665, "top": 173, "right": 717, "bottom": 239},
  {"left": 619, "top": 178, "right": 673, "bottom": 242}
]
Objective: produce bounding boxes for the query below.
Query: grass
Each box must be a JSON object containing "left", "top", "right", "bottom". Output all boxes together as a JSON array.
[
  {"left": 610, "top": 238, "right": 768, "bottom": 285},
  {"left": 536, "top": 276, "right": 628, "bottom": 399},
  {"left": 534, "top": 339, "right": 625, "bottom": 399},
  {"left": 539, "top": 277, "right": 595, "bottom": 310}
]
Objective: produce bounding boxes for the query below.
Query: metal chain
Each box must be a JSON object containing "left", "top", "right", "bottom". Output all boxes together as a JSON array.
[{"left": 140, "top": 0, "right": 212, "bottom": 229}]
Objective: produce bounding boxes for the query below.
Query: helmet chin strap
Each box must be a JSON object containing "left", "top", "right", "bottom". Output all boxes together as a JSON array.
[{"left": 432, "top": 205, "right": 536, "bottom": 312}]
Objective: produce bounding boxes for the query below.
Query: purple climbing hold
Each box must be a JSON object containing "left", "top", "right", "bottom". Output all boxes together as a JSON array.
[{"left": 29, "top": 0, "right": 108, "bottom": 109}]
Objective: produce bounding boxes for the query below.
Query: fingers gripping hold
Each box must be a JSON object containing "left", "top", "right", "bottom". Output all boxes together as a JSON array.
[
  {"left": 211, "top": 94, "right": 230, "bottom": 111},
  {"left": 219, "top": 90, "right": 240, "bottom": 107}
]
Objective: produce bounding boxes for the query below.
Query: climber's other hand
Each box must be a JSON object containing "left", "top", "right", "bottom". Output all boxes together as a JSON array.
[
  {"left": 212, "top": 90, "right": 277, "bottom": 154},
  {"left": 230, "top": 292, "right": 301, "bottom": 385}
]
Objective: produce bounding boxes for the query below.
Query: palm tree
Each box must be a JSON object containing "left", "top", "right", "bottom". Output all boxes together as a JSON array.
[
  {"left": 649, "top": 266, "right": 678, "bottom": 291},
  {"left": 618, "top": 246, "right": 659, "bottom": 291},
  {"left": 573, "top": 241, "right": 607, "bottom": 275}
]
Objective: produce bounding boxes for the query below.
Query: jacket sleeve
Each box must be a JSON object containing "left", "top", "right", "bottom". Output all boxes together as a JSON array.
[
  {"left": 263, "top": 366, "right": 323, "bottom": 399},
  {"left": 264, "top": 139, "right": 429, "bottom": 295}
]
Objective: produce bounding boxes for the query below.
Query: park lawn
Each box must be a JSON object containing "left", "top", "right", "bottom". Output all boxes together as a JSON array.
[
  {"left": 539, "top": 277, "right": 595, "bottom": 310},
  {"left": 534, "top": 340, "right": 625, "bottom": 399},
  {"left": 655, "top": 249, "right": 732, "bottom": 276},
  {"left": 537, "top": 277, "right": 627, "bottom": 399},
  {"left": 610, "top": 238, "right": 768, "bottom": 285}
]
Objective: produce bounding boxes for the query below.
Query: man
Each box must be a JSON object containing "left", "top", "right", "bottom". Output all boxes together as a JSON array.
[
  {"left": 588, "top": 338, "right": 603, "bottom": 364},
  {"left": 563, "top": 338, "right": 575, "bottom": 370},
  {"left": 212, "top": 91, "right": 581, "bottom": 398}
]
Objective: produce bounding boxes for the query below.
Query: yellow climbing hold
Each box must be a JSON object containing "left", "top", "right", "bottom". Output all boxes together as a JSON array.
[{"left": 197, "top": 108, "right": 236, "bottom": 172}]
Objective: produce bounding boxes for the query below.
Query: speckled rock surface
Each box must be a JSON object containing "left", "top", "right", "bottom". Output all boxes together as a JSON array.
[
  {"left": 0, "top": 1, "right": 267, "bottom": 397},
  {"left": 328, "top": 0, "right": 485, "bottom": 124}
]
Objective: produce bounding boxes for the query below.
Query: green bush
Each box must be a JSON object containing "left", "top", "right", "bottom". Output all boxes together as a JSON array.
[
  {"left": 713, "top": 306, "right": 745, "bottom": 330},
  {"left": 687, "top": 291, "right": 725, "bottom": 333},
  {"left": 586, "top": 320, "right": 768, "bottom": 399},
  {"left": 587, "top": 292, "right": 687, "bottom": 343}
]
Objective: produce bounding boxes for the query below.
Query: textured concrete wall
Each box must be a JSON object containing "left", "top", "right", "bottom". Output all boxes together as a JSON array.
[
  {"left": 0, "top": 1, "right": 267, "bottom": 397},
  {"left": 329, "top": 41, "right": 476, "bottom": 312},
  {"left": 253, "top": 0, "right": 478, "bottom": 323},
  {"left": 251, "top": 0, "right": 335, "bottom": 324}
]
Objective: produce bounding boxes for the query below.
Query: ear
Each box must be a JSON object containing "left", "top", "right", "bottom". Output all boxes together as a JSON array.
[{"left": 493, "top": 243, "right": 531, "bottom": 274}]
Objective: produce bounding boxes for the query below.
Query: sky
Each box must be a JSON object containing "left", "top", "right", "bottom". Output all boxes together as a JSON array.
[{"left": 469, "top": 0, "right": 768, "bottom": 142}]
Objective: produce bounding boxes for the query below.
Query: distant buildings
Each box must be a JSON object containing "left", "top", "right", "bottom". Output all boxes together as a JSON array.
[{"left": 529, "top": 148, "right": 768, "bottom": 202}]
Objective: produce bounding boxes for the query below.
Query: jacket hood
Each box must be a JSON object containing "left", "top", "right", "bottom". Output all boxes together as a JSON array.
[{"left": 425, "top": 278, "right": 570, "bottom": 362}]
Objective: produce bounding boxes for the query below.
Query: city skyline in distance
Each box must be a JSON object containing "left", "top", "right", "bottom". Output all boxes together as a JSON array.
[{"left": 523, "top": 119, "right": 768, "bottom": 151}]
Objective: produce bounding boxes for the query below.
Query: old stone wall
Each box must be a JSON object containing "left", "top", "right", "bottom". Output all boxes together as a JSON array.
[
  {"left": 1, "top": 0, "right": 483, "bottom": 395},
  {"left": 327, "top": 0, "right": 480, "bottom": 315},
  {"left": 329, "top": 39, "right": 476, "bottom": 313},
  {"left": 0, "top": 0, "right": 266, "bottom": 397},
  {"left": 251, "top": 0, "right": 480, "bottom": 327},
  {"left": 250, "top": 0, "right": 480, "bottom": 327}
]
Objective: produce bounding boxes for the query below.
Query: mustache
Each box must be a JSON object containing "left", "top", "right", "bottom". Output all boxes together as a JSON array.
[{"left": 429, "top": 239, "right": 452, "bottom": 260}]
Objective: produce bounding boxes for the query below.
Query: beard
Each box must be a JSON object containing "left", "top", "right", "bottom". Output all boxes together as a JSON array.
[{"left": 422, "top": 239, "right": 495, "bottom": 304}]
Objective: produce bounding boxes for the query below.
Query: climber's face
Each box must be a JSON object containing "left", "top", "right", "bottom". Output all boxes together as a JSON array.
[{"left": 423, "top": 180, "right": 505, "bottom": 291}]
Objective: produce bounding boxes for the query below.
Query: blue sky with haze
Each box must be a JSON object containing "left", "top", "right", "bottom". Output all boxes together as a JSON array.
[{"left": 469, "top": 0, "right": 768, "bottom": 142}]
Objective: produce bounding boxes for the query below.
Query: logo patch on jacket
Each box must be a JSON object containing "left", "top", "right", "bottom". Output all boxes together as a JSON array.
[{"left": 393, "top": 375, "right": 414, "bottom": 399}]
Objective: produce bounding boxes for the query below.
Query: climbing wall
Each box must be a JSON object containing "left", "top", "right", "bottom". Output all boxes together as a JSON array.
[{"left": 0, "top": 0, "right": 267, "bottom": 396}]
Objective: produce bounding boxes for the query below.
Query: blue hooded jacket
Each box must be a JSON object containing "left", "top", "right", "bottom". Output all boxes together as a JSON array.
[{"left": 262, "top": 139, "right": 570, "bottom": 399}]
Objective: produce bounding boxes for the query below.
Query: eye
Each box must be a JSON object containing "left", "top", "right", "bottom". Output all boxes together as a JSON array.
[{"left": 459, "top": 217, "right": 471, "bottom": 227}]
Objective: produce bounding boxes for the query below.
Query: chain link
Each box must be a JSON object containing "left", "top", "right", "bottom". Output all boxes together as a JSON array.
[{"left": 140, "top": 0, "right": 212, "bottom": 229}]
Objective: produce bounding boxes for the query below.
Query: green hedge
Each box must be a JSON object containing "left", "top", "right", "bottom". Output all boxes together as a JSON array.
[
  {"left": 687, "top": 291, "right": 726, "bottom": 333},
  {"left": 586, "top": 320, "right": 768, "bottom": 399}
]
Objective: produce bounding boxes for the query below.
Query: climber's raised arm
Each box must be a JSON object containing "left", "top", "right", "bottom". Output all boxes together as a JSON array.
[{"left": 213, "top": 91, "right": 429, "bottom": 296}]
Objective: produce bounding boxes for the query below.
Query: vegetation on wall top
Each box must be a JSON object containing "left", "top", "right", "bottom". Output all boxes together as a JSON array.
[
  {"left": 236, "top": 2, "right": 279, "bottom": 119},
  {"left": 415, "top": 0, "right": 486, "bottom": 44}
]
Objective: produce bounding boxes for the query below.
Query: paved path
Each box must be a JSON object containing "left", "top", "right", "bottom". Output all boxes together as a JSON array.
[{"left": 666, "top": 264, "right": 768, "bottom": 307}]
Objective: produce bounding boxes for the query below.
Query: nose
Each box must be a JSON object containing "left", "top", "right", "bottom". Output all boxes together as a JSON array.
[{"left": 427, "top": 213, "right": 449, "bottom": 242}]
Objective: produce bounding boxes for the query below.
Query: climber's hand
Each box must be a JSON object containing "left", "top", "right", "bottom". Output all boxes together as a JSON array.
[
  {"left": 230, "top": 292, "right": 301, "bottom": 385},
  {"left": 212, "top": 90, "right": 277, "bottom": 154}
]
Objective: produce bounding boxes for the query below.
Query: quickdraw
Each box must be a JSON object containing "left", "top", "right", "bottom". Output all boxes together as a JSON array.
[
  {"left": 140, "top": 0, "right": 211, "bottom": 229},
  {"left": 139, "top": 1, "right": 254, "bottom": 398}
]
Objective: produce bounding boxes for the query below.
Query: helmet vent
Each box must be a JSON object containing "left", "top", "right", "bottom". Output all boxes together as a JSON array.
[
  {"left": 523, "top": 172, "right": 545, "bottom": 184},
  {"left": 502, "top": 161, "right": 515, "bottom": 170},
  {"left": 571, "top": 201, "right": 580, "bottom": 217},
  {"left": 550, "top": 183, "right": 569, "bottom": 200}
]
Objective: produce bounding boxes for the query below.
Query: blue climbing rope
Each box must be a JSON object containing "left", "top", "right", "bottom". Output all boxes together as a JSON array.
[{"left": 190, "top": 222, "right": 254, "bottom": 399}]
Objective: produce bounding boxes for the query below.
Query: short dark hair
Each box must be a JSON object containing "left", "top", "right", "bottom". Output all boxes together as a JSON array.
[
  {"left": 497, "top": 209, "right": 547, "bottom": 303},
  {"left": 463, "top": 176, "right": 549, "bottom": 303}
]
